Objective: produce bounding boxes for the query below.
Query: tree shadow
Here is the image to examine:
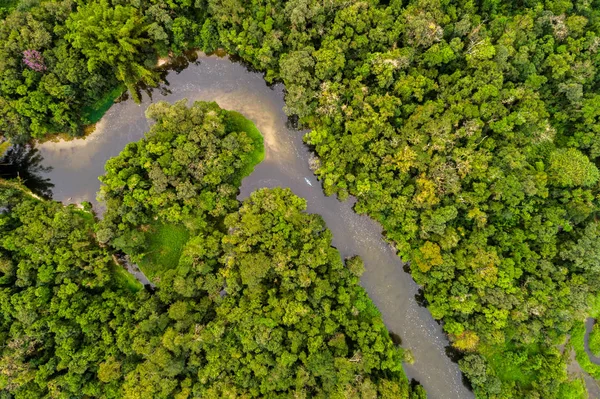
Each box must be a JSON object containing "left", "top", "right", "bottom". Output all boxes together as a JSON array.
[
  {"left": 134, "top": 50, "right": 202, "bottom": 101},
  {"left": 0, "top": 144, "right": 54, "bottom": 199},
  {"left": 389, "top": 330, "right": 403, "bottom": 346},
  {"left": 445, "top": 345, "right": 474, "bottom": 391},
  {"left": 415, "top": 288, "right": 429, "bottom": 307}
]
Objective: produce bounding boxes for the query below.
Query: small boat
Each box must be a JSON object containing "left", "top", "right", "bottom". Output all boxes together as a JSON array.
[{"left": 304, "top": 177, "right": 313, "bottom": 186}]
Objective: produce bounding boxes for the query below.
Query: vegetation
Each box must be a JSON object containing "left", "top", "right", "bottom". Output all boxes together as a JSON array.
[
  {"left": 589, "top": 323, "right": 600, "bottom": 357},
  {"left": 0, "top": 184, "right": 139, "bottom": 396},
  {"left": 3, "top": 0, "right": 600, "bottom": 396},
  {"left": 137, "top": 222, "right": 190, "bottom": 281},
  {"left": 0, "top": 140, "right": 10, "bottom": 158},
  {"left": 110, "top": 261, "right": 144, "bottom": 293},
  {"left": 557, "top": 377, "right": 587, "bottom": 399},
  {"left": 571, "top": 293, "right": 600, "bottom": 382},
  {"left": 572, "top": 322, "right": 600, "bottom": 380},
  {"left": 97, "top": 100, "right": 261, "bottom": 267},
  {"left": 195, "top": 187, "right": 424, "bottom": 397},
  {"left": 205, "top": 2, "right": 600, "bottom": 397},
  {"left": 82, "top": 84, "right": 126, "bottom": 125},
  {"left": 0, "top": 101, "right": 420, "bottom": 397},
  {"left": 225, "top": 110, "right": 265, "bottom": 184},
  {"left": 0, "top": 179, "right": 424, "bottom": 397}
]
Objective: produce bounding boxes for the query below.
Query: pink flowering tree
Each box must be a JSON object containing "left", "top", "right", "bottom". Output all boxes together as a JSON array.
[{"left": 23, "top": 49, "right": 46, "bottom": 72}]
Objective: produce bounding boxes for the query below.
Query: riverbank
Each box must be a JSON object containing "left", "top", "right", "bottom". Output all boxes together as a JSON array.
[
  {"left": 29, "top": 52, "right": 194, "bottom": 147},
  {"left": 0, "top": 178, "right": 42, "bottom": 200}
]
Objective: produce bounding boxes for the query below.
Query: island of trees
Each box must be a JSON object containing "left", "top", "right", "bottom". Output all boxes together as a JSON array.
[{"left": 2, "top": 0, "right": 600, "bottom": 397}]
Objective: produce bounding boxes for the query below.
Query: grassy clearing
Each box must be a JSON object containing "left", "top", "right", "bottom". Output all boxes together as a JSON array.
[
  {"left": 137, "top": 223, "right": 190, "bottom": 280},
  {"left": 110, "top": 262, "right": 143, "bottom": 293},
  {"left": 223, "top": 110, "right": 265, "bottom": 185},
  {"left": 480, "top": 342, "right": 540, "bottom": 388},
  {"left": 82, "top": 84, "right": 125, "bottom": 124},
  {"left": 483, "top": 340, "right": 585, "bottom": 397},
  {"left": 73, "top": 208, "right": 95, "bottom": 225},
  {"left": 589, "top": 291, "right": 600, "bottom": 318}
]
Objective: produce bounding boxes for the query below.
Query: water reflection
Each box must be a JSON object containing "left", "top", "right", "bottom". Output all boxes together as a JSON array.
[{"left": 0, "top": 145, "right": 53, "bottom": 198}]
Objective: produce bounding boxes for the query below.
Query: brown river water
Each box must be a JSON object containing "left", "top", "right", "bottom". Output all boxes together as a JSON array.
[{"left": 36, "top": 53, "right": 474, "bottom": 399}]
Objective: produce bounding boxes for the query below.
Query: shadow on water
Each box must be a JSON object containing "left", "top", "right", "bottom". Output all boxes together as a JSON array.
[
  {"left": 415, "top": 288, "right": 428, "bottom": 308},
  {"left": 445, "top": 345, "right": 463, "bottom": 363},
  {"left": 445, "top": 345, "right": 474, "bottom": 390},
  {"left": 0, "top": 144, "right": 53, "bottom": 198},
  {"left": 133, "top": 51, "right": 202, "bottom": 101},
  {"left": 285, "top": 114, "right": 300, "bottom": 130},
  {"left": 389, "top": 331, "right": 403, "bottom": 346},
  {"left": 414, "top": 288, "right": 441, "bottom": 325},
  {"left": 402, "top": 263, "right": 411, "bottom": 274}
]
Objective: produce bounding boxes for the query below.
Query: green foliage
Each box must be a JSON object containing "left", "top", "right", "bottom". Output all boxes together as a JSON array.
[
  {"left": 0, "top": 0, "right": 121, "bottom": 139},
  {"left": 346, "top": 255, "right": 365, "bottom": 277},
  {"left": 478, "top": 343, "right": 541, "bottom": 389},
  {"left": 82, "top": 84, "right": 125, "bottom": 124},
  {"left": 589, "top": 323, "right": 600, "bottom": 357},
  {"left": 548, "top": 148, "right": 600, "bottom": 188},
  {"left": 0, "top": 141, "right": 10, "bottom": 158},
  {"left": 202, "top": 187, "right": 414, "bottom": 397},
  {"left": 1, "top": 181, "right": 421, "bottom": 398},
  {"left": 0, "top": 186, "right": 138, "bottom": 397},
  {"left": 65, "top": 0, "right": 158, "bottom": 102},
  {"left": 0, "top": 0, "right": 18, "bottom": 11},
  {"left": 200, "top": 18, "right": 219, "bottom": 54},
  {"left": 4, "top": 0, "right": 600, "bottom": 395},
  {"left": 137, "top": 222, "right": 190, "bottom": 280},
  {"left": 203, "top": 1, "right": 600, "bottom": 396},
  {"left": 110, "top": 261, "right": 143, "bottom": 293},
  {"left": 572, "top": 321, "right": 600, "bottom": 380},
  {"left": 88, "top": 102, "right": 418, "bottom": 395},
  {"left": 0, "top": 0, "right": 211, "bottom": 140},
  {"left": 557, "top": 377, "right": 587, "bottom": 399},
  {"left": 97, "top": 100, "right": 263, "bottom": 255},
  {"left": 223, "top": 110, "right": 265, "bottom": 185}
]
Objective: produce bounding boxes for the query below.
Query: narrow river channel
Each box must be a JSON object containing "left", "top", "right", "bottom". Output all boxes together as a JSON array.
[{"left": 36, "top": 53, "right": 473, "bottom": 399}]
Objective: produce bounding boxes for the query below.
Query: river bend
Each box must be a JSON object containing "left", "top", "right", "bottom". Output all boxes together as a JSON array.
[{"left": 36, "top": 53, "right": 473, "bottom": 399}]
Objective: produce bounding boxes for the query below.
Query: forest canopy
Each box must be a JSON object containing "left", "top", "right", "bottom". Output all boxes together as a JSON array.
[
  {"left": 0, "top": 117, "right": 423, "bottom": 398},
  {"left": 96, "top": 100, "right": 263, "bottom": 257},
  {"left": 2, "top": 0, "right": 600, "bottom": 397}
]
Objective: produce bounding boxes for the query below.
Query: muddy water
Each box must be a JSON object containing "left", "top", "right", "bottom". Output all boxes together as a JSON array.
[{"left": 37, "top": 54, "right": 473, "bottom": 399}]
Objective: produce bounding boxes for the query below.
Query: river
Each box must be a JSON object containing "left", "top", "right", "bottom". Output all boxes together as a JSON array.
[{"left": 36, "top": 53, "right": 473, "bottom": 399}]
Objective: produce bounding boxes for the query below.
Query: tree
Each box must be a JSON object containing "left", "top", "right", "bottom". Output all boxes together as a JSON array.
[
  {"left": 547, "top": 148, "right": 600, "bottom": 188},
  {"left": 97, "top": 100, "right": 260, "bottom": 258},
  {"left": 65, "top": 0, "right": 157, "bottom": 102}
]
